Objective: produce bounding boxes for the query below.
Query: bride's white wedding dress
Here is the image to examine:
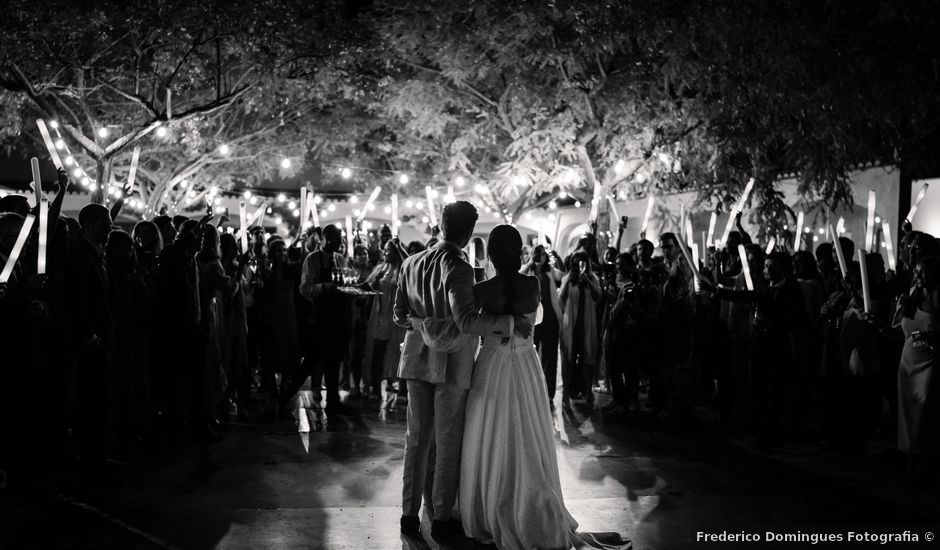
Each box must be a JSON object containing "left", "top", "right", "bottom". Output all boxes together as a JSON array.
[{"left": 459, "top": 306, "right": 630, "bottom": 550}]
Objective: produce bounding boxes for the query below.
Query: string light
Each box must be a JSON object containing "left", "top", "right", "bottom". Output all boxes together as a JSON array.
[
  {"left": 548, "top": 201, "right": 558, "bottom": 209},
  {"left": 156, "top": 127, "right": 168, "bottom": 138},
  {"left": 97, "top": 127, "right": 109, "bottom": 138},
  {"left": 524, "top": 212, "right": 533, "bottom": 220},
  {"left": 353, "top": 209, "right": 362, "bottom": 217},
  {"left": 280, "top": 158, "right": 292, "bottom": 169},
  {"left": 288, "top": 200, "right": 297, "bottom": 210},
  {"left": 405, "top": 200, "right": 414, "bottom": 208},
  {"left": 614, "top": 159, "right": 628, "bottom": 176},
  {"left": 415, "top": 201, "right": 424, "bottom": 210},
  {"left": 341, "top": 168, "right": 352, "bottom": 179},
  {"left": 242, "top": 190, "right": 252, "bottom": 199},
  {"left": 249, "top": 196, "right": 259, "bottom": 206},
  {"left": 384, "top": 206, "right": 392, "bottom": 214},
  {"left": 512, "top": 175, "right": 527, "bottom": 187},
  {"left": 574, "top": 201, "right": 582, "bottom": 208},
  {"left": 875, "top": 215, "right": 882, "bottom": 224},
  {"left": 49, "top": 120, "right": 58, "bottom": 129},
  {"left": 321, "top": 209, "right": 328, "bottom": 218},
  {"left": 349, "top": 195, "right": 359, "bottom": 204},
  {"left": 428, "top": 189, "right": 439, "bottom": 199},
  {"left": 71, "top": 168, "right": 82, "bottom": 178},
  {"left": 399, "top": 174, "right": 409, "bottom": 184},
  {"left": 219, "top": 144, "right": 231, "bottom": 155},
  {"left": 277, "top": 193, "right": 286, "bottom": 203},
  {"left": 421, "top": 215, "right": 429, "bottom": 223},
  {"left": 54, "top": 139, "right": 65, "bottom": 150},
  {"left": 313, "top": 195, "right": 323, "bottom": 205},
  {"left": 64, "top": 156, "right": 74, "bottom": 166},
  {"left": 328, "top": 203, "right": 336, "bottom": 212},
  {"left": 292, "top": 209, "right": 300, "bottom": 217},
  {"left": 274, "top": 215, "right": 283, "bottom": 225},
  {"left": 559, "top": 191, "right": 568, "bottom": 199},
  {"left": 455, "top": 176, "right": 466, "bottom": 187}
]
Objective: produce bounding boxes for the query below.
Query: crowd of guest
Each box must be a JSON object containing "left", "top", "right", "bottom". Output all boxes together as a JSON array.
[{"left": 0, "top": 170, "right": 937, "bottom": 493}]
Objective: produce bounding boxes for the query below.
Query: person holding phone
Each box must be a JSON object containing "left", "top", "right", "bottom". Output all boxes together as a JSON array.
[
  {"left": 559, "top": 251, "right": 602, "bottom": 408},
  {"left": 522, "top": 245, "right": 565, "bottom": 402}
]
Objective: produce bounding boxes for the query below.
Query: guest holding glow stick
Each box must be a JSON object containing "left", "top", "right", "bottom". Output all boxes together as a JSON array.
[
  {"left": 364, "top": 238, "right": 409, "bottom": 408},
  {"left": 560, "top": 250, "right": 602, "bottom": 409}
]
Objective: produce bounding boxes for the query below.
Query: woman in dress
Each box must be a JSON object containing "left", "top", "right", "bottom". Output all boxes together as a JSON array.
[
  {"left": 460, "top": 224, "right": 630, "bottom": 550},
  {"left": 364, "top": 238, "right": 409, "bottom": 408},
  {"left": 521, "top": 244, "right": 564, "bottom": 402}
]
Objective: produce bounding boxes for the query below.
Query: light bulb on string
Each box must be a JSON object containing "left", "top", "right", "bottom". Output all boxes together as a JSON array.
[
  {"left": 54, "top": 139, "right": 65, "bottom": 150},
  {"left": 49, "top": 120, "right": 58, "bottom": 129},
  {"left": 353, "top": 209, "right": 362, "bottom": 217},
  {"left": 81, "top": 177, "right": 91, "bottom": 186},
  {"left": 455, "top": 176, "right": 466, "bottom": 187},
  {"left": 213, "top": 197, "right": 222, "bottom": 206},
  {"left": 292, "top": 209, "right": 300, "bottom": 218},
  {"left": 429, "top": 188, "right": 439, "bottom": 199},
  {"left": 548, "top": 200, "right": 558, "bottom": 210},
  {"left": 341, "top": 167, "right": 352, "bottom": 179},
  {"left": 274, "top": 215, "right": 283, "bottom": 225},
  {"left": 209, "top": 185, "right": 219, "bottom": 196},
  {"left": 524, "top": 212, "right": 533, "bottom": 220},
  {"left": 71, "top": 168, "right": 82, "bottom": 178},
  {"left": 97, "top": 127, "right": 109, "bottom": 138},
  {"left": 367, "top": 203, "right": 376, "bottom": 211},
  {"left": 349, "top": 195, "right": 359, "bottom": 204},
  {"left": 249, "top": 196, "right": 259, "bottom": 206},
  {"left": 288, "top": 200, "right": 297, "bottom": 210},
  {"left": 321, "top": 209, "right": 328, "bottom": 218},
  {"left": 559, "top": 191, "right": 568, "bottom": 199},
  {"left": 280, "top": 158, "right": 292, "bottom": 169},
  {"left": 219, "top": 144, "right": 231, "bottom": 155},
  {"left": 243, "top": 190, "right": 252, "bottom": 199},
  {"left": 267, "top": 207, "right": 274, "bottom": 214},
  {"left": 328, "top": 203, "right": 336, "bottom": 212},
  {"left": 64, "top": 156, "right": 74, "bottom": 166},
  {"left": 405, "top": 200, "right": 414, "bottom": 208},
  {"left": 399, "top": 174, "right": 409, "bottom": 185},
  {"left": 156, "top": 127, "right": 168, "bottom": 138},
  {"left": 416, "top": 201, "right": 424, "bottom": 210},
  {"left": 474, "top": 183, "right": 487, "bottom": 194},
  {"left": 384, "top": 206, "right": 392, "bottom": 214},
  {"left": 574, "top": 201, "right": 582, "bottom": 208},
  {"left": 277, "top": 193, "right": 286, "bottom": 203},
  {"left": 421, "top": 215, "right": 429, "bottom": 223},
  {"left": 313, "top": 195, "right": 323, "bottom": 205}
]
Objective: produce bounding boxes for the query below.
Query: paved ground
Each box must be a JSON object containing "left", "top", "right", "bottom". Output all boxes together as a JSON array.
[{"left": 1, "top": 389, "right": 937, "bottom": 550}]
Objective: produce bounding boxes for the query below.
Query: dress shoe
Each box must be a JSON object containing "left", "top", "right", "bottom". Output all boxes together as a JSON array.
[{"left": 400, "top": 515, "right": 421, "bottom": 536}]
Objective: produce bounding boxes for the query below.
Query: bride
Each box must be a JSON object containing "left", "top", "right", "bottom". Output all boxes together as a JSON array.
[{"left": 459, "top": 225, "right": 630, "bottom": 550}]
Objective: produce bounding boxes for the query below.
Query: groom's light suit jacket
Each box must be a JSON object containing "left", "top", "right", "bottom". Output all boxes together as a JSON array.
[{"left": 393, "top": 241, "right": 511, "bottom": 389}]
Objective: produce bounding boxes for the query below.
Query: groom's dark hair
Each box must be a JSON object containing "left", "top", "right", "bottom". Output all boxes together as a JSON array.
[{"left": 441, "top": 201, "right": 478, "bottom": 243}]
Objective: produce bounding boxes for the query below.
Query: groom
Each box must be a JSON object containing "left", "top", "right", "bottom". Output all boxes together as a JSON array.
[{"left": 394, "top": 201, "right": 532, "bottom": 540}]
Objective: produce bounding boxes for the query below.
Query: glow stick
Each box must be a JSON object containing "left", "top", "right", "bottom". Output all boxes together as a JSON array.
[
  {"left": 468, "top": 240, "right": 476, "bottom": 268},
  {"left": 882, "top": 221, "right": 896, "bottom": 271},
  {"left": 857, "top": 250, "right": 871, "bottom": 314},
  {"left": 345, "top": 215, "right": 354, "bottom": 259},
  {"left": 552, "top": 213, "right": 561, "bottom": 249},
  {"left": 701, "top": 231, "right": 707, "bottom": 253},
  {"left": 829, "top": 223, "right": 847, "bottom": 277},
  {"left": 127, "top": 146, "right": 141, "bottom": 191},
  {"left": 906, "top": 183, "right": 929, "bottom": 223},
  {"left": 737, "top": 244, "right": 754, "bottom": 291},
  {"left": 690, "top": 242, "right": 701, "bottom": 291},
  {"left": 310, "top": 196, "right": 320, "bottom": 227},
  {"left": 538, "top": 220, "right": 547, "bottom": 247},
  {"left": 640, "top": 195, "right": 655, "bottom": 236},
  {"left": 793, "top": 211, "right": 804, "bottom": 251},
  {"left": 679, "top": 203, "right": 685, "bottom": 233},
  {"left": 589, "top": 197, "right": 599, "bottom": 223},
  {"left": 720, "top": 178, "right": 755, "bottom": 247},
  {"left": 35, "top": 119, "right": 64, "bottom": 169},
  {"left": 358, "top": 186, "right": 381, "bottom": 223},
  {"left": 836, "top": 216, "right": 845, "bottom": 236},
  {"left": 685, "top": 217, "right": 694, "bottom": 247},
  {"left": 37, "top": 200, "right": 48, "bottom": 274},
  {"left": 865, "top": 190, "right": 876, "bottom": 252},
  {"left": 607, "top": 195, "right": 620, "bottom": 223},
  {"left": 30, "top": 157, "right": 42, "bottom": 208},
  {"left": 166, "top": 89, "right": 172, "bottom": 119},
  {"left": 239, "top": 201, "right": 248, "bottom": 253},
  {"left": 300, "top": 188, "right": 308, "bottom": 228},
  {"left": 0, "top": 215, "right": 35, "bottom": 283},
  {"left": 706, "top": 211, "right": 717, "bottom": 248},
  {"left": 765, "top": 237, "right": 776, "bottom": 255},
  {"left": 676, "top": 235, "right": 702, "bottom": 283},
  {"left": 391, "top": 194, "right": 399, "bottom": 237},
  {"left": 425, "top": 186, "right": 438, "bottom": 227}
]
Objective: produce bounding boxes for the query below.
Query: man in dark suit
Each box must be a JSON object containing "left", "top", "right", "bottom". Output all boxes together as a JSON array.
[{"left": 66, "top": 204, "right": 114, "bottom": 480}]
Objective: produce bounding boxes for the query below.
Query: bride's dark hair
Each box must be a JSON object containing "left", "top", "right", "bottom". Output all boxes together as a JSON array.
[{"left": 487, "top": 224, "right": 523, "bottom": 314}]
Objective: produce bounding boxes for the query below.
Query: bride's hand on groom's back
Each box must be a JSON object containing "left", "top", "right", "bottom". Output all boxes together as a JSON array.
[{"left": 513, "top": 315, "right": 533, "bottom": 338}]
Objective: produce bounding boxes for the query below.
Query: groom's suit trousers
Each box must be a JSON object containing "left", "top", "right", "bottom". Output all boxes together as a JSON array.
[{"left": 402, "top": 379, "right": 468, "bottom": 519}]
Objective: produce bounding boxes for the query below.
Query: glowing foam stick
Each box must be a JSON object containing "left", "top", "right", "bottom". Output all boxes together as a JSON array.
[
  {"left": 858, "top": 249, "right": 871, "bottom": 314},
  {"left": 345, "top": 215, "right": 354, "bottom": 259},
  {"left": 309, "top": 196, "right": 320, "bottom": 227},
  {"left": 127, "top": 146, "right": 141, "bottom": 191},
  {"left": 829, "top": 223, "right": 847, "bottom": 277},
  {"left": 706, "top": 211, "right": 717, "bottom": 248},
  {"left": 640, "top": 196, "right": 655, "bottom": 236},
  {"left": 0, "top": 215, "right": 35, "bottom": 283},
  {"left": 239, "top": 201, "right": 249, "bottom": 253},
  {"left": 865, "top": 190, "right": 876, "bottom": 252},
  {"left": 425, "top": 186, "right": 438, "bottom": 227},
  {"left": 690, "top": 242, "right": 701, "bottom": 291},
  {"left": 906, "top": 183, "right": 929, "bottom": 224},
  {"left": 793, "top": 211, "right": 804, "bottom": 251},
  {"left": 30, "top": 157, "right": 42, "bottom": 208},
  {"left": 882, "top": 221, "right": 896, "bottom": 271},
  {"left": 607, "top": 195, "right": 620, "bottom": 223},
  {"left": 248, "top": 203, "right": 268, "bottom": 227},
  {"left": 358, "top": 186, "right": 381, "bottom": 223},
  {"left": 35, "top": 119, "right": 64, "bottom": 170},
  {"left": 538, "top": 219, "right": 547, "bottom": 247},
  {"left": 676, "top": 235, "right": 702, "bottom": 283},
  {"left": 765, "top": 237, "right": 776, "bottom": 255},
  {"left": 720, "top": 178, "right": 755, "bottom": 248},
  {"left": 468, "top": 240, "right": 476, "bottom": 268},
  {"left": 37, "top": 200, "right": 48, "bottom": 275},
  {"left": 166, "top": 89, "right": 172, "bottom": 119},
  {"left": 737, "top": 244, "right": 754, "bottom": 291},
  {"left": 552, "top": 213, "right": 561, "bottom": 249},
  {"left": 836, "top": 216, "right": 845, "bottom": 236},
  {"left": 685, "top": 217, "right": 694, "bottom": 247},
  {"left": 390, "top": 194, "right": 399, "bottom": 237},
  {"left": 300, "top": 188, "right": 308, "bottom": 228}
]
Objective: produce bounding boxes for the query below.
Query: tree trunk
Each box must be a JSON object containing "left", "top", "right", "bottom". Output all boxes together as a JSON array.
[
  {"left": 93, "top": 158, "right": 113, "bottom": 206},
  {"left": 575, "top": 144, "right": 610, "bottom": 257}
]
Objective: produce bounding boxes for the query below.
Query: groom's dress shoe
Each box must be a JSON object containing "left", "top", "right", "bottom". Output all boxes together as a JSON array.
[
  {"left": 400, "top": 515, "right": 421, "bottom": 536},
  {"left": 431, "top": 518, "right": 464, "bottom": 540}
]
